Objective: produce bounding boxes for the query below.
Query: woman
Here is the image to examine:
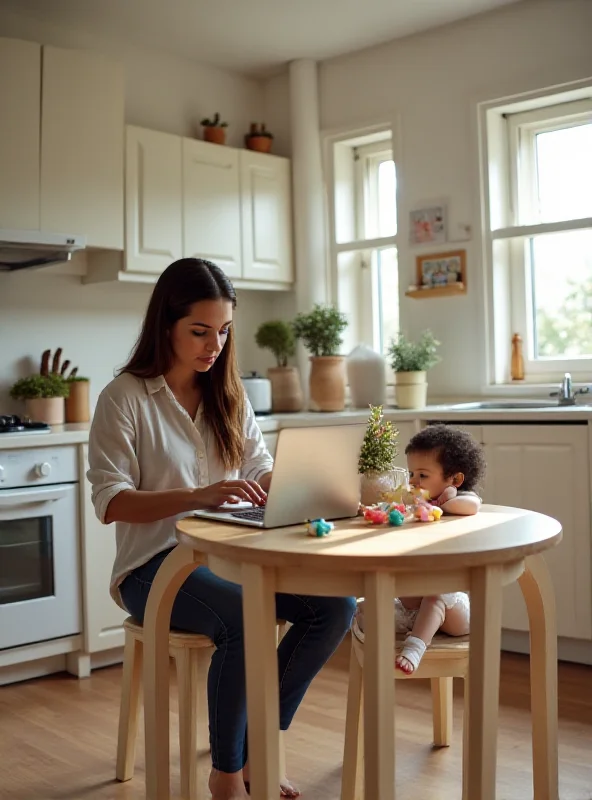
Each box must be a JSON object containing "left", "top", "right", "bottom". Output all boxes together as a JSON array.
[{"left": 87, "top": 258, "right": 355, "bottom": 800}]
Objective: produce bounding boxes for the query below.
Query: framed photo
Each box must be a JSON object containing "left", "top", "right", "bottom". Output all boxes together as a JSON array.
[
  {"left": 409, "top": 205, "right": 446, "bottom": 245},
  {"left": 416, "top": 249, "right": 466, "bottom": 289}
]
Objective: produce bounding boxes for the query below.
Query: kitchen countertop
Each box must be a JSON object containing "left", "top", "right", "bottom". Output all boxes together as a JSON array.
[{"left": 2, "top": 402, "right": 591, "bottom": 451}]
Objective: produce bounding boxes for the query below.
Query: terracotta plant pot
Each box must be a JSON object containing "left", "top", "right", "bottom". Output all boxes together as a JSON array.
[
  {"left": 25, "top": 397, "right": 65, "bottom": 425},
  {"left": 203, "top": 126, "right": 226, "bottom": 145},
  {"left": 394, "top": 371, "right": 428, "bottom": 409},
  {"left": 65, "top": 380, "right": 90, "bottom": 423},
  {"left": 360, "top": 467, "right": 409, "bottom": 506},
  {"left": 268, "top": 366, "right": 303, "bottom": 413},
  {"left": 309, "top": 356, "right": 346, "bottom": 412},
  {"left": 246, "top": 135, "right": 273, "bottom": 154}
]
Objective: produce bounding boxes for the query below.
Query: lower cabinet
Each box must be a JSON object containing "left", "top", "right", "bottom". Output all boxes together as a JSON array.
[
  {"left": 476, "top": 425, "right": 591, "bottom": 640},
  {"left": 80, "top": 445, "right": 127, "bottom": 654}
]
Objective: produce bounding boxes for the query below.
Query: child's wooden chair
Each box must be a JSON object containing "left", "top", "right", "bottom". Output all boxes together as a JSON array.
[
  {"left": 116, "top": 616, "right": 288, "bottom": 800},
  {"left": 341, "top": 631, "right": 470, "bottom": 800}
]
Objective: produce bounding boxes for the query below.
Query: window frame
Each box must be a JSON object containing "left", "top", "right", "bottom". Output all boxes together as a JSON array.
[
  {"left": 480, "top": 85, "right": 592, "bottom": 386},
  {"left": 324, "top": 124, "right": 399, "bottom": 355}
]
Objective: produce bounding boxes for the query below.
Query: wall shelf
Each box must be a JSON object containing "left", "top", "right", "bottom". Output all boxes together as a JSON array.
[{"left": 405, "top": 282, "right": 466, "bottom": 299}]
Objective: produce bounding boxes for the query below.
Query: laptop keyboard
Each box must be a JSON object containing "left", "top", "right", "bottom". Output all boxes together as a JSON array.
[{"left": 230, "top": 506, "right": 266, "bottom": 522}]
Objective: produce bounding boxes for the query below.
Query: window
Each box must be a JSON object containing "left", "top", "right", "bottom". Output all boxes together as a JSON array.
[
  {"left": 327, "top": 131, "right": 398, "bottom": 356},
  {"left": 483, "top": 91, "right": 592, "bottom": 383}
]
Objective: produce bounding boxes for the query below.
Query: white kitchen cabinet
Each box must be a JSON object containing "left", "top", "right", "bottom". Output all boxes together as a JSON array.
[
  {"left": 392, "top": 420, "right": 421, "bottom": 470},
  {"left": 125, "top": 126, "right": 183, "bottom": 275},
  {"left": 481, "top": 424, "right": 591, "bottom": 640},
  {"left": 183, "top": 139, "right": 242, "bottom": 279},
  {"left": 240, "top": 151, "right": 293, "bottom": 284},
  {"left": 40, "top": 45, "right": 124, "bottom": 249},
  {"left": 79, "top": 445, "right": 126, "bottom": 653},
  {"left": 0, "top": 38, "right": 41, "bottom": 230}
]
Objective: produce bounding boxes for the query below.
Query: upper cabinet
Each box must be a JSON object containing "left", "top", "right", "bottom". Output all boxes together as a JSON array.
[
  {"left": 121, "top": 125, "right": 294, "bottom": 288},
  {"left": 183, "top": 139, "right": 242, "bottom": 279},
  {"left": 41, "top": 46, "right": 124, "bottom": 249},
  {"left": 125, "top": 126, "right": 183, "bottom": 275},
  {"left": 0, "top": 38, "right": 41, "bottom": 230},
  {"left": 240, "top": 151, "right": 293, "bottom": 284}
]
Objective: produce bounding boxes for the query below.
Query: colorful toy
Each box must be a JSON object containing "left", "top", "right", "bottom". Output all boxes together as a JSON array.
[
  {"left": 408, "top": 486, "right": 443, "bottom": 523},
  {"left": 305, "top": 518, "right": 334, "bottom": 537},
  {"left": 413, "top": 503, "right": 443, "bottom": 523},
  {"left": 363, "top": 506, "right": 388, "bottom": 525},
  {"left": 388, "top": 508, "right": 406, "bottom": 526}
]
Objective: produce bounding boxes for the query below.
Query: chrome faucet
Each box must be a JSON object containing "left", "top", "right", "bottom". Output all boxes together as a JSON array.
[{"left": 550, "top": 372, "right": 590, "bottom": 406}]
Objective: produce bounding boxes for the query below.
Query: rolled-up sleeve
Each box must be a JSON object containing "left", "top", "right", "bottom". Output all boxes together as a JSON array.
[
  {"left": 240, "top": 399, "right": 274, "bottom": 483},
  {"left": 87, "top": 389, "right": 140, "bottom": 523}
]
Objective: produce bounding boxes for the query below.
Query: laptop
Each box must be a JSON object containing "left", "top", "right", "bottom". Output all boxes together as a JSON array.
[{"left": 193, "top": 424, "right": 366, "bottom": 528}]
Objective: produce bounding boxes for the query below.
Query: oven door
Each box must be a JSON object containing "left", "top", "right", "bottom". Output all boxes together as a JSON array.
[{"left": 0, "top": 483, "right": 81, "bottom": 650}]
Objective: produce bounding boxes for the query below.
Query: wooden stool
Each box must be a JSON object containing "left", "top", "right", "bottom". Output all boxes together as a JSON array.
[
  {"left": 341, "top": 632, "right": 470, "bottom": 800},
  {"left": 116, "top": 617, "right": 288, "bottom": 799}
]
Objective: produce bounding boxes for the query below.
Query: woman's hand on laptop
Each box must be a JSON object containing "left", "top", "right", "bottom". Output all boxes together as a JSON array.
[{"left": 193, "top": 479, "right": 267, "bottom": 509}]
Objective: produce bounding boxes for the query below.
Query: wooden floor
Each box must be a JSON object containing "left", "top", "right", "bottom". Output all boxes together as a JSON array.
[{"left": 1, "top": 642, "right": 592, "bottom": 800}]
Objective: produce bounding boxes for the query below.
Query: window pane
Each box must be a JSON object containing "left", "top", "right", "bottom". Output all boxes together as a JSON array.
[
  {"left": 377, "top": 160, "right": 397, "bottom": 237},
  {"left": 531, "top": 229, "right": 592, "bottom": 359},
  {"left": 536, "top": 123, "right": 592, "bottom": 222},
  {"left": 374, "top": 247, "right": 399, "bottom": 354}
]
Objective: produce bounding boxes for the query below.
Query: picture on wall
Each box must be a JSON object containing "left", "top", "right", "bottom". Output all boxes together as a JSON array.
[
  {"left": 409, "top": 205, "right": 446, "bottom": 245},
  {"left": 416, "top": 249, "right": 466, "bottom": 289}
]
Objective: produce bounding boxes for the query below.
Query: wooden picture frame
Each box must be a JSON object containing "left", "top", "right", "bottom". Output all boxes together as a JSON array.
[{"left": 407, "top": 249, "right": 467, "bottom": 299}]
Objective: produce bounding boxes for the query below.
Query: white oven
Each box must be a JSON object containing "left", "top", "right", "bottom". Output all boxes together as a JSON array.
[{"left": 0, "top": 446, "right": 81, "bottom": 650}]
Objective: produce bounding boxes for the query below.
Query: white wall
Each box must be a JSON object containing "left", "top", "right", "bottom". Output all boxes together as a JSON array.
[
  {"left": 0, "top": 7, "right": 290, "bottom": 411},
  {"left": 317, "top": 0, "right": 592, "bottom": 395},
  {"left": 0, "top": 261, "right": 287, "bottom": 414}
]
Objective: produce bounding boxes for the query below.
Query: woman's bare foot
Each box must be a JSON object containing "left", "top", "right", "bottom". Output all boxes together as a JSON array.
[
  {"left": 209, "top": 767, "right": 249, "bottom": 800},
  {"left": 243, "top": 763, "right": 301, "bottom": 797}
]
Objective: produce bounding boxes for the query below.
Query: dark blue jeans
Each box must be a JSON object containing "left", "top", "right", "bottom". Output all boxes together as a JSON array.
[{"left": 120, "top": 548, "right": 356, "bottom": 774}]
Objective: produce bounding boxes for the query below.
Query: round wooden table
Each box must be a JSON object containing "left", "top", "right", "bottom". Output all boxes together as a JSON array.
[{"left": 142, "top": 505, "right": 561, "bottom": 800}]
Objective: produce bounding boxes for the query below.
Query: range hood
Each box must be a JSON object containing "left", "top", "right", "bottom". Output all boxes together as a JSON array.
[{"left": 0, "top": 229, "right": 86, "bottom": 271}]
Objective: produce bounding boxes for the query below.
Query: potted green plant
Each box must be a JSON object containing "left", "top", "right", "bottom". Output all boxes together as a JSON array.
[
  {"left": 245, "top": 122, "right": 274, "bottom": 154},
  {"left": 200, "top": 112, "right": 228, "bottom": 145},
  {"left": 387, "top": 330, "right": 441, "bottom": 409},
  {"left": 255, "top": 321, "right": 303, "bottom": 412},
  {"left": 292, "top": 304, "right": 348, "bottom": 411},
  {"left": 65, "top": 375, "right": 90, "bottom": 423},
  {"left": 9, "top": 373, "right": 70, "bottom": 424},
  {"left": 358, "top": 405, "right": 406, "bottom": 505}
]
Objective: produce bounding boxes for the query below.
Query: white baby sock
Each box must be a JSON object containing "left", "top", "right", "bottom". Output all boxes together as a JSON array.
[{"left": 397, "top": 635, "right": 427, "bottom": 672}]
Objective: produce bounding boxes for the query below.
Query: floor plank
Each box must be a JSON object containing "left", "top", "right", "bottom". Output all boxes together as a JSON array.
[{"left": 0, "top": 644, "right": 591, "bottom": 799}]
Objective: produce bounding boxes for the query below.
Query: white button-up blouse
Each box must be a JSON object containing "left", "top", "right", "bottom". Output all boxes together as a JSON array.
[{"left": 87, "top": 372, "right": 274, "bottom": 606}]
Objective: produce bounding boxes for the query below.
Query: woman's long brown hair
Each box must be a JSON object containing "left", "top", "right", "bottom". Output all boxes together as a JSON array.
[{"left": 120, "top": 258, "right": 245, "bottom": 471}]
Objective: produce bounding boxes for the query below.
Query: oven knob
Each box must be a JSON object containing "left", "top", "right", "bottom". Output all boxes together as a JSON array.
[{"left": 35, "top": 462, "right": 52, "bottom": 478}]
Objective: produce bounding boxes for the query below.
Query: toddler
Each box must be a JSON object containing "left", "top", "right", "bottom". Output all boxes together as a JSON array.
[{"left": 353, "top": 424, "right": 486, "bottom": 674}]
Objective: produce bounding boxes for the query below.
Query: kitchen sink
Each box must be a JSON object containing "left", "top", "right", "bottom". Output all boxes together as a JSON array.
[{"left": 437, "top": 400, "right": 568, "bottom": 411}]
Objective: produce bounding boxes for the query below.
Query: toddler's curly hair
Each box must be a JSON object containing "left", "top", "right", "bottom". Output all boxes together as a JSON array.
[{"left": 404, "top": 424, "right": 486, "bottom": 493}]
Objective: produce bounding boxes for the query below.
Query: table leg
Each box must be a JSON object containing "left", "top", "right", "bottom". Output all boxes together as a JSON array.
[
  {"left": 519, "top": 554, "right": 559, "bottom": 800},
  {"left": 242, "top": 562, "right": 280, "bottom": 800},
  {"left": 143, "top": 545, "right": 203, "bottom": 800},
  {"left": 363, "top": 572, "right": 395, "bottom": 800},
  {"left": 467, "top": 564, "right": 503, "bottom": 800}
]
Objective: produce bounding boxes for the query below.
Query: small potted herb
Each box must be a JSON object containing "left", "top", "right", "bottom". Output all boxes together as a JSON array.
[
  {"left": 10, "top": 373, "right": 70, "bottom": 424},
  {"left": 358, "top": 405, "right": 405, "bottom": 505},
  {"left": 255, "top": 321, "right": 303, "bottom": 412},
  {"left": 387, "top": 330, "right": 441, "bottom": 409},
  {"left": 200, "top": 112, "right": 228, "bottom": 145},
  {"left": 292, "top": 305, "right": 348, "bottom": 411},
  {"left": 245, "top": 122, "right": 274, "bottom": 154}
]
